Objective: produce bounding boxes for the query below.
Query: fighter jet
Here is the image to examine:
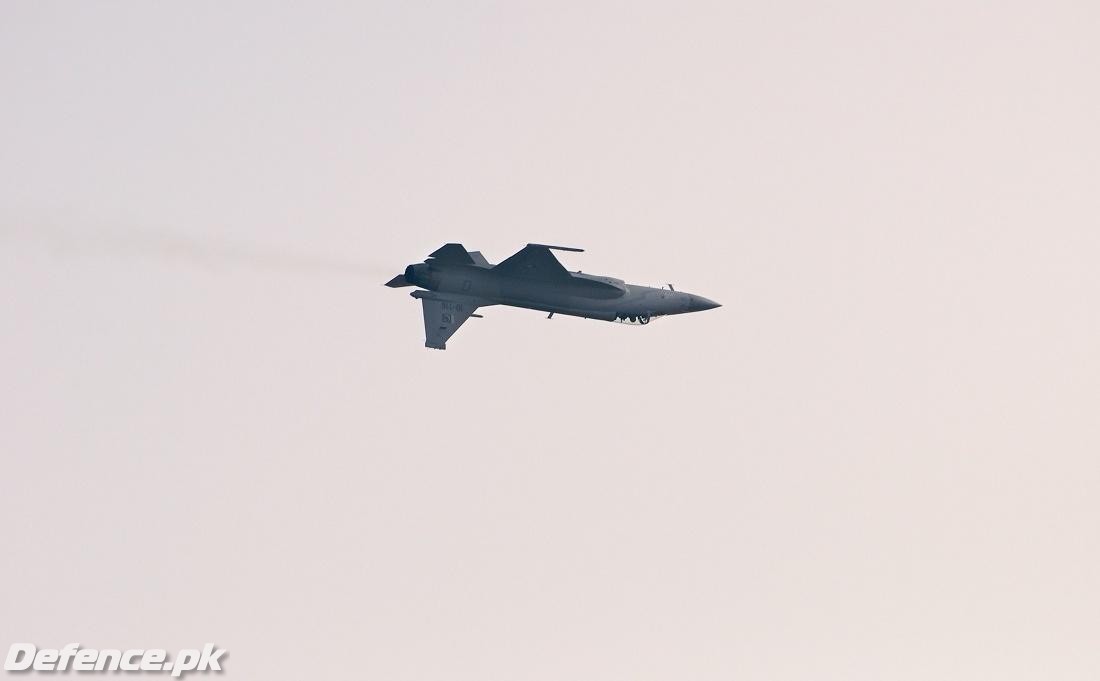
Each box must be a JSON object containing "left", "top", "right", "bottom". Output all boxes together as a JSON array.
[{"left": 385, "top": 243, "right": 720, "bottom": 349}]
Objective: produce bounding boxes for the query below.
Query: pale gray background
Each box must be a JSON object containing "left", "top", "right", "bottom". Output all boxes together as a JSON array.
[{"left": 2, "top": 2, "right": 1098, "bottom": 679}]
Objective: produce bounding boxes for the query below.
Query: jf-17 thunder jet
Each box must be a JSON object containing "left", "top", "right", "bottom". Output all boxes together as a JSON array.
[{"left": 385, "top": 243, "right": 721, "bottom": 349}]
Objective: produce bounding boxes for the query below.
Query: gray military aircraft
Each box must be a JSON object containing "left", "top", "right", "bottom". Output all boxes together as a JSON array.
[{"left": 386, "top": 243, "right": 720, "bottom": 349}]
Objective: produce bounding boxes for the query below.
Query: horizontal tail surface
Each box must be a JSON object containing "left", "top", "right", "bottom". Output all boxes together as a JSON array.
[{"left": 385, "top": 274, "right": 413, "bottom": 287}]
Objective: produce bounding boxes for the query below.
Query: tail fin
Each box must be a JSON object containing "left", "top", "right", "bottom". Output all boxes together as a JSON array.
[{"left": 428, "top": 243, "right": 475, "bottom": 265}]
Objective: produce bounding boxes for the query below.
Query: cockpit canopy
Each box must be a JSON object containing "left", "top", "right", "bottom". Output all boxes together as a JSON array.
[{"left": 573, "top": 272, "right": 627, "bottom": 295}]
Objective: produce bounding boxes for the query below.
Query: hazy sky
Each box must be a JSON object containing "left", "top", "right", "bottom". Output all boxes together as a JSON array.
[{"left": 2, "top": 2, "right": 1099, "bottom": 679}]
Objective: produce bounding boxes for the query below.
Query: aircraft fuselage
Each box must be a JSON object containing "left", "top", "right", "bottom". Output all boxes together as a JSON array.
[{"left": 404, "top": 261, "right": 719, "bottom": 323}]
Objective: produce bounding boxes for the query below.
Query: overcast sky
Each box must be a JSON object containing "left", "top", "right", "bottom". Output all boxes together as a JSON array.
[{"left": 2, "top": 1, "right": 1099, "bottom": 679}]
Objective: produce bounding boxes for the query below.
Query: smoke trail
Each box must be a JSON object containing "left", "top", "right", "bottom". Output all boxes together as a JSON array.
[{"left": 4, "top": 225, "right": 391, "bottom": 280}]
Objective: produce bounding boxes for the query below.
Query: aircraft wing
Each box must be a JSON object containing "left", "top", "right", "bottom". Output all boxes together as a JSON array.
[
  {"left": 411, "top": 291, "right": 486, "bottom": 350},
  {"left": 492, "top": 243, "right": 583, "bottom": 281}
]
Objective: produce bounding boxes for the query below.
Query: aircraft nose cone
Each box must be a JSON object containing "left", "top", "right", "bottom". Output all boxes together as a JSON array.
[{"left": 689, "top": 295, "right": 721, "bottom": 312}]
